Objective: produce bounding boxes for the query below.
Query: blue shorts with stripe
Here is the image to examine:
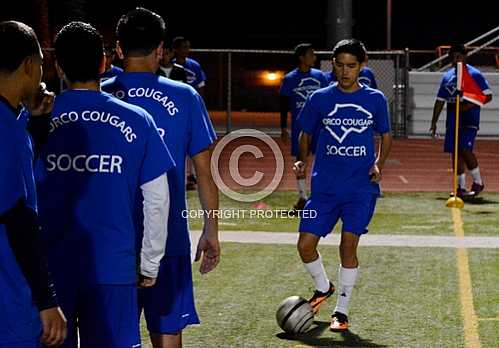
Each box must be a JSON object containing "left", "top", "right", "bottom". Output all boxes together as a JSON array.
[
  {"left": 444, "top": 126, "right": 477, "bottom": 153},
  {"left": 138, "top": 255, "right": 200, "bottom": 334},
  {"left": 299, "top": 192, "right": 378, "bottom": 237}
]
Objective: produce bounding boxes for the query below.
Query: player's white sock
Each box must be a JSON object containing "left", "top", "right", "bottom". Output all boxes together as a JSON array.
[
  {"left": 458, "top": 174, "right": 466, "bottom": 189},
  {"left": 469, "top": 167, "right": 483, "bottom": 185},
  {"left": 297, "top": 179, "right": 307, "bottom": 200},
  {"left": 334, "top": 266, "right": 359, "bottom": 315},
  {"left": 303, "top": 254, "right": 330, "bottom": 293}
]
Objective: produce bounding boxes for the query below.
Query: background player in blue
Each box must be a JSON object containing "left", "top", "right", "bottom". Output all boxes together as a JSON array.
[
  {"left": 104, "top": 8, "right": 220, "bottom": 348},
  {"left": 294, "top": 39, "right": 392, "bottom": 332},
  {"left": 99, "top": 44, "right": 123, "bottom": 83},
  {"left": 280, "top": 43, "right": 328, "bottom": 211},
  {"left": 0, "top": 21, "right": 66, "bottom": 348},
  {"left": 172, "top": 36, "right": 208, "bottom": 191},
  {"left": 156, "top": 44, "right": 187, "bottom": 83},
  {"left": 430, "top": 44, "right": 492, "bottom": 198},
  {"left": 36, "top": 21, "right": 174, "bottom": 348},
  {"left": 325, "top": 61, "right": 378, "bottom": 89},
  {"left": 172, "top": 36, "right": 207, "bottom": 96}
]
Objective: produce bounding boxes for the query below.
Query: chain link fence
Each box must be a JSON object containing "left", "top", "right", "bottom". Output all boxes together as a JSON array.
[
  {"left": 41, "top": 47, "right": 410, "bottom": 138},
  {"left": 189, "top": 49, "right": 409, "bottom": 138}
]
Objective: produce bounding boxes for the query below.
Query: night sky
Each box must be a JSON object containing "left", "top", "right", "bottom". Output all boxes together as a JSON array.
[{"left": 2, "top": 1, "right": 498, "bottom": 50}]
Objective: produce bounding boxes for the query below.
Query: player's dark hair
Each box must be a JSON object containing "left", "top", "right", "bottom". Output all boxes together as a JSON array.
[
  {"left": 55, "top": 21, "right": 103, "bottom": 83},
  {"left": 0, "top": 21, "right": 40, "bottom": 73},
  {"left": 172, "top": 36, "right": 188, "bottom": 49},
  {"left": 449, "top": 44, "right": 466, "bottom": 56},
  {"left": 332, "top": 39, "right": 367, "bottom": 63},
  {"left": 294, "top": 43, "right": 313, "bottom": 62},
  {"left": 116, "top": 7, "right": 165, "bottom": 56}
]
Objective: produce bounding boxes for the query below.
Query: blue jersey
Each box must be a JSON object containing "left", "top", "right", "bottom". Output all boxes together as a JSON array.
[
  {"left": 325, "top": 67, "right": 378, "bottom": 89},
  {"left": 298, "top": 84, "right": 390, "bottom": 198},
  {"left": 102, "top": 72, "right": 216, "bottom": 256},
  {"left": 0, "top": 99, "right": 41, "bottom": 344},
  {"left": 280, "top": 68, "right": 328, "bottom": 155},
  {"left": 437, "top": 64, "right": 491, "bottom": 129},
  {"left": 100, "top": 65, "right": 124, "bottom": 83},
  {"left": 280, "top": 68, "right": 328, "bottom": 121},
  {"left": 35, "top": 89, "right": 174, "bottom": 285},
  {"left": 173, "top": 57, "right": 206, "bottom": 89}
]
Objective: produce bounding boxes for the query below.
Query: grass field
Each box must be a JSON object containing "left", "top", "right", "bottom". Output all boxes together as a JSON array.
[
  {"left": 187, "top": 192, "right": 499, "bottom": 236},
  {"left": 140, "top": 191, "right": 499, "bottom": 348}
]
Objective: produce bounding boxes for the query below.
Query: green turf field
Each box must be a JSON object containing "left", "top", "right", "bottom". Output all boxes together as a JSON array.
[
  {"left": 138, "top": 192, "right": 499, "bottom": 347},
  {"left": 187, "top": 192, "right": 499, "bottom": 236}
]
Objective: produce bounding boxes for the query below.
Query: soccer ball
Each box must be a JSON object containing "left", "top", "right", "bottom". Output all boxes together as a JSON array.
[{"left": 276, "top": 296, "right": 314, "bottom": 333}]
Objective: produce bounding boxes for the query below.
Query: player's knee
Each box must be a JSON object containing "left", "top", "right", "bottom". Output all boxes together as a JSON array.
[{"left": 297, "top": 240, "right": 316, "bottom": 260}]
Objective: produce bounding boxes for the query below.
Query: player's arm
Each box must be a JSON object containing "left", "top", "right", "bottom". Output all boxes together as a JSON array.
[
  {"left": 280, "top": 96, "right": 290, "bottom": 142},
  {"left": 0, "top": 199, "right": 67, "bottom": 346},
  {"left": 139, "top": 173, "right": 170, "bottom": 287},
  {"left": 370, "top": 132, "right": 393, "bottom": 183},
  {"left": 430, "top": 100, "right": 445, "bottom": 137},
  {"left": 293, "top": 131, "right": 311, "bottom": 176},
  {"left": 192, "top": 147, "right": 220, "bottom": 274}
]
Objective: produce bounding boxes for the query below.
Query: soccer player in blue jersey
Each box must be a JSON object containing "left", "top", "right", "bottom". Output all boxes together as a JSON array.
[
  {"left": 280, "top": 43, "right": 328, "bottom": 211},
  {"left": 325, "top": 62, "right": 378, "bottom": 89},
  {"left": 172, "top": 36, "right": 206, "bottom": 95},
  {"left": 430, "top": 44, "right": 492, "bottom": 198},
  {"left": 294, "top": 39, "right": 392, "bottom": 331},
  {"left": 172, "top": 36, "right": 207, "bottom": 190},
  {"left": 35, "top": 21, "right": 174, "bottom": 348},
  {"left": 157, "top": 45, "right": 187, "bottom": 83},
  {"left": 0, "top": 21, "right": 66, "bottom": 348},
  {"left": 100, "top": 45, "right": 123, "bottom": 83},
  {"left": 103, "top": 8, "right": 220, "bottom": 348}
]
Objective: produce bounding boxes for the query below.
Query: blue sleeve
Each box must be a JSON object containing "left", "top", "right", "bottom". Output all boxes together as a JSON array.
[
  {"left": 194, "top": 62, "right": 206, "bottom": 88},
  {"left": 373, "top": 94, "right": 391, "bottom": 134},
  {"left": 0, "top": 131, "right": 25, "bottom": 215},
  {"left": 472, "top": 71, "right": 492, "bottom": 94},
  {"left": 366, "top": 69, "right": 378, "bottom": 89},
  {"left": 139, "top": 112, "right": 176, "bottom": 185},
  {"left": 280, "top": 77, "right": 291, "bottom": 97},
  {"left": 319, "top": 72, "right": 328, "bottom": 88},
  {"left": 188, "top": 92, "right": 216, "bottom": 157},
  {"left": 297, "top": 94, "right": 321, "bottom": 135},
  {"left": 437, "top": 75, "right": 450, "bottom": 101},
  {"left": 325, "top": 71, "right": 336, "bottom": 85}
]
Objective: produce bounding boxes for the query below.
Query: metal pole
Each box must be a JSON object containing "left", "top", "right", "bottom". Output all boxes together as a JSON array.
[
  {"left": 438, "top": 33, "right": 499, "bottom": 71},
  {"left": 394, "top": 54, "right": 400, "bottom": 136},
  {"left": 417, "top": 25, "right": 499, "bottom": 71},
  {"left": 326, "top": 0, "right": 353, "bottom": 46},
  {"left": 386, "top": 0, "right": 392, "bottom": 50},
  {"left": 226, "top": 52, "right": 232, "bottom": 134},
  {"left": 403, "top": 48, "right": 410, "bottom": 138}
]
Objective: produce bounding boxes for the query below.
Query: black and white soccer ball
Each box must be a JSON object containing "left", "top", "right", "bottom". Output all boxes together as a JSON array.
[{"left": 276, "top": 296, "right": 314, "bottom": 333}]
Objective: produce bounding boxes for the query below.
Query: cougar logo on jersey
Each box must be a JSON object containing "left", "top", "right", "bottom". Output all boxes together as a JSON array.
[
  {"left": 323, "top": 103, "right": 373, "bottom": 144},
  {"left": 445, "top": 76, "right": 457, "bottom": 96},
  {"left": 293, "top": 77, "right": 322, "bottom": 100}
]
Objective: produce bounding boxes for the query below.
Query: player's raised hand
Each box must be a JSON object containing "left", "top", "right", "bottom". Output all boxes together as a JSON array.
[
  {"left": 40, "top": 306, "right": 67, "bottom": 347},
  {"left": 27, "top": 82, "right": 55, "bottom": 116},
  {"left": 369, "top": 163, "right": 382, "bottom": 183},
  {"left": 293, "top": 160, "right": 307, "bottom": 177},
  {"left": 195, "top": 230, "right": 220, "bottom": 274},
  {"left": 138, "top": 274, "right": 156, "bottom": 288}
]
